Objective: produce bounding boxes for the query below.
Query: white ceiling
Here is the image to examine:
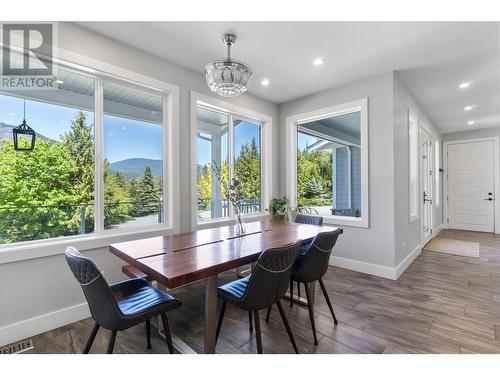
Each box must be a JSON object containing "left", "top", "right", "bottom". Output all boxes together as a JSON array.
[{"left": 77, "top": 21, "right": 500, "bottom": 133}]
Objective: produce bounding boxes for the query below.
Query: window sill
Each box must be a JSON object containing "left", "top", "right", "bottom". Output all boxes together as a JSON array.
[
  {"left": 323, "top": 215, "right": 369, "bottom": 228},
  {"left": 0, "top": 225, "right": 175, "bottom": 265}
]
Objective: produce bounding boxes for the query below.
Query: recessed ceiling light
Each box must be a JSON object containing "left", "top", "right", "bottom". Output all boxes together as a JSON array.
[
  {"left": 56, "top": 80, "right": 64, "bottom": 85},
  {"left": 261, "top": 78, "right": 270, "bottom": 86},
  {"left": 464, "top": 105, "right": 474, "bottom": 111},
  {"left": 459, "top": 81, "right": 473, "bottom": 89},
  {"left": 467, "top": 120, "right": 475, "bottom": 125},
  {"left": 313, "top": 57, "right": 324, "bottom": 66}
]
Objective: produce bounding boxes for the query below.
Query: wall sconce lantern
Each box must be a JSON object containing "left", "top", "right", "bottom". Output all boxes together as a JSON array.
[{"left": 12, "top": 98, "right": 36, "bottom": 151}]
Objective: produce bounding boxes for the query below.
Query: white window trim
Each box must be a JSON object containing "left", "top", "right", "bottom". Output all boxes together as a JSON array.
[
  {"left": 285, "top": 98, "right": 369, "bottom": 228},
  {"left": 0, "top": 51, "right": 180, "bottom": 265},
  {"left": 408, "top": 109, "right": 420, "bottom": 223},
  {"left": 190, "top": 91, "right": 272, "bottom": 230}
]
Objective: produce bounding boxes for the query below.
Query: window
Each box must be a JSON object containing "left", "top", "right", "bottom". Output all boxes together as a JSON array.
[
  {"left": 408, "top": 110, "right": 419, "bottom": 221},
  {"left": 0, "top": 68, "right": 95, "bottom": 244},
  {"left": 103, "top": 80, "right": 165, "bottom": 231},
  {"left": 0, "top": 60, "right": 173, "bottom": 247},
  {"left": 286, "top": 98, "right": 368, "bottom": 227},
  {"left": 196, "top": 104, "right": 263, "bottom": 223}
]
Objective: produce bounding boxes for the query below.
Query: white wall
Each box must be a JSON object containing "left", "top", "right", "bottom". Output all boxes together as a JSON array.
[
  {"left": 442, "top": 127, "right": 500, "bottom": 142},
  {"left": 278, "top": 73, "right": 397, "bottom": 272},
  {"left": 0, "top": 23, "right": 279, "bottom": 346},
  {"left": 393, "top": 73, "right": 442, "bottom": 266}
]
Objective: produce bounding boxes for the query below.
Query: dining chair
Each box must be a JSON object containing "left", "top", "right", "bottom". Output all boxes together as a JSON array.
[
  {"left": 215, "top": 241, "right": 302, "bottom": 354},
  {"left": 290, "top": 213, "right": 323, "bottom": 303},
  {"left": 65, "top": 246, "right": 182, "bottom": 354},
  {"left": 290, "top": 228, "right": 343, "bottom": 344}
]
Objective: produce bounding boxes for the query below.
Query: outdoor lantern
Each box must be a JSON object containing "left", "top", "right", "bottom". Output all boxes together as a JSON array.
[{"left": 12, "top": 98, "right": 36, "bottom": 151}]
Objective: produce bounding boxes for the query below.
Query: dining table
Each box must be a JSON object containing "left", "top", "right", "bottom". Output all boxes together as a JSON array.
[{"left": 109, "top": 219, "right": 339, "bottom": 353}]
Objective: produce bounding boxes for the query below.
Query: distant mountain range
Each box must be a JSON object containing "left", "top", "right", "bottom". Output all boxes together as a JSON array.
[
  {"left": 109, "top": 158, "right": 162, "bottom": 180},
  {"left": 0, "top": 122, "right": 51, "bottom": 142}
]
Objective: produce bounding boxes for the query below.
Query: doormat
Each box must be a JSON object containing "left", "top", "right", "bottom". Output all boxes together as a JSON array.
[
  {"left": 0, "top": 339, "right": 34, "bottom": 354},
  {"left": 424, "top": 237, "right": 480, "bottom": 258}
]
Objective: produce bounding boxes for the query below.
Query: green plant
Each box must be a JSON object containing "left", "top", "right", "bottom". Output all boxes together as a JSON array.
[{"left": 269, "top": 196, "right": 288, "bottom": 217}]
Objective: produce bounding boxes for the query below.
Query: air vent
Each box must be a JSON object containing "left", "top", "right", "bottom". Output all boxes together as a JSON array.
[{"left": 0, "top": 339, "right": 34, "bottom": 354}]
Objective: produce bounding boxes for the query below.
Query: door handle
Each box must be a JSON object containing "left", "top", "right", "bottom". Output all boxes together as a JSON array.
[{"left": 485, "top": 198, "right": 493, "bottom": 201}]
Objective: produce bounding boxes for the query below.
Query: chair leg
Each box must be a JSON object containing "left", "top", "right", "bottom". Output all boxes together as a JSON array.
[
  {"left": 304, "top": 282, "right": 318, "bottom": 345},
  {"left": 160, "top": 313, "right": 175, "bottom": 354},
  {"left": 83, "top": 323, "right": 99, "bottom": 354},
  {"left": 289, "top": 278, "right": 294, "bottom": 307},
  {"left": 319, "top": 278, "right": 338, "bottom": 325},
  {"left": 106, "top": 330, "right": 117, "bottom": 354},
  {"left": 265, "top": 306, "right": 271, "bottom": 322},
  {"left": 216, "top": 301, "right": 227, "bottom": 344},
  {"left": 253, "top": 309, "right": 263, "bottom": 354},
  {"left": 146, "top": 319, "right": 152, "bottom": 349},
  {"left": 248, "top": 310, "right": 253, "bottom": 331},
  {"left": 276, "top": 301, "right": 299, "bottom": 354},
  {"left": 297, "top": 281, "right": 301, "bottom": 300}
]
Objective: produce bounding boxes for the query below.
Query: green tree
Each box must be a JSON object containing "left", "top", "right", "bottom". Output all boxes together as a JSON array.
[
  {"left": 234, "top": 137, "right": 260, "bottom": 200},
  {"left": 62, "top": 111, "right": 95, "bottom": 233},
  {"left": 0, "top": 139, "right": 78, "bottom": 243},
  {"left": 132, "top": 165, "right": 160, "bottom": 216},
  {"left": 103, "top": 160, "right": 131, "bottom": 228}
]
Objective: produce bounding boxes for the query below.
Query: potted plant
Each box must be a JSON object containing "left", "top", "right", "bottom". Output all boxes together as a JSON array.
[{"left": 269, "top": 196, "right": 288, "bottom": 220}]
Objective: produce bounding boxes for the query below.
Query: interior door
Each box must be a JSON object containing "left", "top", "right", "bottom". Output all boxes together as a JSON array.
[
  {"left": 420, "top": 128, "right": 433, "bottom": 244},
  {"left": 447, "top": 140, "right": 495, "bottom": 232}
]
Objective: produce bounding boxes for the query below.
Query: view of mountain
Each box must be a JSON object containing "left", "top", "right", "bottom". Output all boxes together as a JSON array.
[
  {"left": 0, "top": 122, "right": 52, "bottom": 142},
  {"left": 109, "top": 158, "right": 162, "bottom": 180}
]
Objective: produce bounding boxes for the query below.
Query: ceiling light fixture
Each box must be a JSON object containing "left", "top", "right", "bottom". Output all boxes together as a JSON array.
[
  {"left": 464, "top": 105, "right": 474, "bottom": 111},
  {"left": 261, "top": 78, "right": 270, "bottom": 86},
  {"left": 313, "top": 57, "right": 324, "bottom": 66},
  {"left": 459, "top": 81, "right": 473, "bottom": 89},
  {"left": 205, "top": 34, "right": 253, "bottom": 97},
  {"left": 467, "top": 120, "right": 475, "bottom": 125}
]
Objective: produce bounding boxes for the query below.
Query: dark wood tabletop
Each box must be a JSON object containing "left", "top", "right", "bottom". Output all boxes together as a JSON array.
[{"left": 110, "top": 220, "right": 338, "bottom": 289}]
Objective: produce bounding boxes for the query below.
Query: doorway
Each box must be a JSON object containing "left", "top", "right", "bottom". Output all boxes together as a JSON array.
[
  {"left": 420, "top": 127, "right": 433, "bottom": 245},
  {"left": 445, "top": 138, "right": 499, "bottom": 233}
]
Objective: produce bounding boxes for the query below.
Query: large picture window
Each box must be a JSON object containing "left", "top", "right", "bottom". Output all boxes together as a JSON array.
[
  {"left": 0, "top": 60, "right": 172, "bottom": 247},
  {"left": 286, "top": 98, "right": 368, "bottom": 227},
  {"left": 196, "top": 105, "right": 262, "bottom": 223}
]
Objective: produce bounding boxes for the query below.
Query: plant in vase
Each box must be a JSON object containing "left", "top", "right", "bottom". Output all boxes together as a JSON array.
[
  {"left": 269, "top": 196, "right": 289, "bottom": 220},
  {"left": 211, "top": 161, "right": 245, "bottom": 235}
]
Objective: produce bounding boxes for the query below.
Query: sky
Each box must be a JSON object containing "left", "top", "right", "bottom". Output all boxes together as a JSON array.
[
  {"left": 197, "top": 120, "right": 261, "bottom": 167},
  {"left": 0, "top": 94, "right": 163, "bottom": 163}
]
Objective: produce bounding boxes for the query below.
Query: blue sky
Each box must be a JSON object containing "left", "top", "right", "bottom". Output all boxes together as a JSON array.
[
  {"left": 0, "top": 94, "right": 163, "bottom": 163},
  {"left": 197, "top": 121, "right": 260, "bottom": 167},
  {"left": 297, "top": 131, "right": 320, "bottom": 151}
]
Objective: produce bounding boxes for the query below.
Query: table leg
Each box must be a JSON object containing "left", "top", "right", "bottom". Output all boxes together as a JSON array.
[{"left": 204, "top": 274, "right": 218, "bottom": 354}]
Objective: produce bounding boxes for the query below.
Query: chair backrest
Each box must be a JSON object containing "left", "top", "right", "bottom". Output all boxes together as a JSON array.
[
  {"left": 294, "top": 228, "right": 343, "bottom": 282},
  {"left": 65, "top": 247, "right": 122, "bottom": 329},
  {"left": 294, "top": 213, "right": 323, "bottom": 226},
  {"left": 242, "top": 240, "right": 301, "bottom": 310}
]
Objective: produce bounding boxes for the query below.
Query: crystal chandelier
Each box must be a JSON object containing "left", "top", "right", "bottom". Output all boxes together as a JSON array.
[{"left": 205, "top": 34, "right": 253, "bottom": 97}]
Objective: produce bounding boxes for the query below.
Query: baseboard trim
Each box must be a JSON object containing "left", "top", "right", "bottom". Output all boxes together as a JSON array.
[
  {"left": 394, "top": 244, "right": 422, "bottom": 280},
  {"left": 0, "top": 303, "right": 90, "bottom": 347},
  {"left": 329, "top": 255, "right": 397, "bottom": 280}
]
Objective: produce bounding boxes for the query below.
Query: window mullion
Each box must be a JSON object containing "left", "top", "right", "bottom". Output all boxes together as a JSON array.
[
  {"left": 94, "top": 76, "right": 104, "bottom": 235},
  {"left": 228, "top": 114, "right": 235, "bottom": 218}
]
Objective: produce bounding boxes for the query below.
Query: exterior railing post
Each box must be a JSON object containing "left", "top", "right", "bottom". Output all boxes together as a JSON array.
[{"left": 80, "top": 206, "right": 86, "bottom": 234}]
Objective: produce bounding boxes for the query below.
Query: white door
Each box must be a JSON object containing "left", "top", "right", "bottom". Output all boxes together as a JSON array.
[
  {"left": 421, "top": 128, "right": 433, "bottom": 244},
  {"left": 447, "top": 140, "right": 495, "bottom": 232}
]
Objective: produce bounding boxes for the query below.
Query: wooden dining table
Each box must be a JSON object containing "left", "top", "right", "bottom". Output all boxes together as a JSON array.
[{"left": 109, "top": 219, "right": 338, "bottom": 353}]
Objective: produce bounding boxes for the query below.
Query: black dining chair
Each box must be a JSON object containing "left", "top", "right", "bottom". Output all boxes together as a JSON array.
[
  {"left": 290, "top": 213, "right": 323, "bottom": 303},
  {"left": 65, "top": 246, "right": 182, "bottom": 354},
  {"left": 290, "top": 229, "right": 343, "bottom": 344},
  {"left": 215, "top": 241, "right": 302, "bottom": 354}
]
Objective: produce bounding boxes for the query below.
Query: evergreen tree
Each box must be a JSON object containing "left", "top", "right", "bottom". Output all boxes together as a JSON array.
[
  {"left": 135, "top": 165, "right": 160, "bottom": 216},
  {"left": 103, "top": 160, "right": 131, "bottom": 228}
]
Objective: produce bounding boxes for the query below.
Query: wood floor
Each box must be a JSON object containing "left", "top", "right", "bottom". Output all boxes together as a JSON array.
[{"left": 20, "top": 229, "right": 500, "bottom": 354}]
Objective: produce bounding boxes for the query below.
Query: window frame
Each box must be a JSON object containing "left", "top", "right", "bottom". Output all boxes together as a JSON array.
[
  {"left": 285, "top": 98, "right": 369, "bottom": 228},
  {"left": 190, "top": 92, "right": 272, "bottom": 230},
  {"left": 0, "top": 53, "right": 180, "bottom": 264}
]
